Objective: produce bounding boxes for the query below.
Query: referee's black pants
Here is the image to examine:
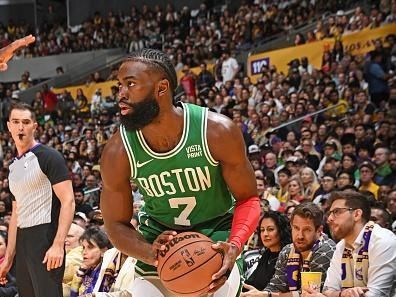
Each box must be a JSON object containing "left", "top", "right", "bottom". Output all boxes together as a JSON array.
[{"left": 16, "top": 223, "right": 64, "bottom": 297}]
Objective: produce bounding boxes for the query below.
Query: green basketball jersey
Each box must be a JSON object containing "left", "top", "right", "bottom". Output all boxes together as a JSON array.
[{"left": 120, "top": 102, "right": 233, "bottom": 229}]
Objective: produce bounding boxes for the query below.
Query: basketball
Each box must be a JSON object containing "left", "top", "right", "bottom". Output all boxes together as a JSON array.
[{"left": 157, "top": 231, "right": 223, "bottom": 296}]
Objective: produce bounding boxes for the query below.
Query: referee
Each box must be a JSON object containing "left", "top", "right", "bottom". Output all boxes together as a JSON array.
[{"left": 0, "top": 103, "right": 75, "bottom": 297}]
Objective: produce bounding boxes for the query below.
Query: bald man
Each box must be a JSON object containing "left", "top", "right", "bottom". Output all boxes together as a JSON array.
[
  {"left": 63, "top": 223, "right": 85, "bottom": 297},
  {"left": 65, "top": 223, "right": 85, "bottom": 253}
]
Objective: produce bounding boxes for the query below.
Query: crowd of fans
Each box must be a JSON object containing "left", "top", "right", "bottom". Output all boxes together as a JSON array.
[
  {"left": 0, "top": 1, "right": 395, "bottom": 296},
  {"left": 1, "top": 0, "right": 359, "bottom": 65},
  {"left": 296, "top": 2, "right": 396, "bottom": 45}
]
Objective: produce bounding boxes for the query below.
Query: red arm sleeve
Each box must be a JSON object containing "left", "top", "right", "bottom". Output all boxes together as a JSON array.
[{"left": 228, "top": 196, "right": 261, "bottom": 252}]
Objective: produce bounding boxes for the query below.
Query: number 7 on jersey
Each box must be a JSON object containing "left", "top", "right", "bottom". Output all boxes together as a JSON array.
[{"left": 168, "top": 197, "right": 196, "bottom": 226}]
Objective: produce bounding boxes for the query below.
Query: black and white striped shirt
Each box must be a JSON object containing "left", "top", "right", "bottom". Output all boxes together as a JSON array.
[{"left": 9, "top": 144, "right": 70, "bottom": 228}]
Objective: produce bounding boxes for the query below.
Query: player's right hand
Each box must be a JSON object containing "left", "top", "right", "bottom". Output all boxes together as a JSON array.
[
  {"left": 151, "top": 230, "right": 177, "bottom": 267},
  {"left": 0, "top": 35, "right": 35, "bottom": 71},
  {"left": 0, "top": 256, "right": 12, "bottom": 284}
]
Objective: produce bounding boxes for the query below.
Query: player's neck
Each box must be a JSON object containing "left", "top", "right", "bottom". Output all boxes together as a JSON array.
[
  {"left": 16, "top": 140, "right": 38, "bottom": 157},
  {"left": 142, "top": 105, "right": 183, "bottom": 136},
  {"left": 140, "top": 105, "right": 184, "bottom": 151}
]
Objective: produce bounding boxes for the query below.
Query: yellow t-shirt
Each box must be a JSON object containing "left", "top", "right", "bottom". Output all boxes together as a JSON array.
[
  {"left": 325, "top": 99, "right": 349, "bottom": 118},
  {"left": 63, "top": 246, "right": 83, "bottom": 297},
  {"left": 359, "top": 182, "right": 379, "bottom": 199}
]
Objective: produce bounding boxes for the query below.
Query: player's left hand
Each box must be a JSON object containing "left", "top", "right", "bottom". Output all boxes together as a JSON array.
[
  {"left": 151, "top": 230, "right": 178, "bottom": 266},
  {"left": 208, "top": 241, "right": 239, "bottom": 294},
  {"left": 42, "top": 243, "right": 64, "bottom": 271}
]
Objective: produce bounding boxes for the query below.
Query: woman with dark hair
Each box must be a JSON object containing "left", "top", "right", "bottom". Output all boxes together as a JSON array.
[
  {"left": 78, "top": 139, "right": 89, "bottom": 158},
  {"left": 243, "top": 211, "right": 292, "bottom": 291},
  {"left": 336, "top": 170, "right": 356, "bottom": 190},
  {"left": 341, "top": 153, "right": 360, "bottom": 185},
  {"left": 331, "top": 40, "right": 344, "bottom": 63},
  {"left": 286, "top": 131, "right": 299, "bottom": 148},
  {"left": 70, "top": 227, "right": 112, "bottom": 297},
  {"left": 294, "top": 33, "right": 306, "bottom": 46},
  {"left": 255, "top": 115, "right": 272, "bottom": 146},
  {"left": 75, "top": 88, "right": 89, "bottom": 118},
  {"left": 321, "top": 51, "right": 332, "bottom": 72}
]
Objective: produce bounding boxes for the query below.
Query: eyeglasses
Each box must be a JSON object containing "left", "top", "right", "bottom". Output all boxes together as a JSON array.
[{"left": 328, "top": 207, "right": 355, "bottom": 218}]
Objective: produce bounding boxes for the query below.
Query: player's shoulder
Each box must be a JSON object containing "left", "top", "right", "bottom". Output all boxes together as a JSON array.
[
  {"left": 101, "top": 130, "right": 131, "bottom": 184},
  {"left": 102, "top": 129, "right": 125, "bottom": 157},
  {"left": 101, "top": 130, "right": 129, "bottom": 168},
  {"left": 206, "top": 111, "right": 245, "bottom": 160},
  {"left": 206, "top": 110, "right": 238, "bottom": 138}
]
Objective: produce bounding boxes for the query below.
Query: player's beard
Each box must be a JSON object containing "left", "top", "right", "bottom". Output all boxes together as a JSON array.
[{"left": 120, "top": 95, "right": 160, "bottom": 131}]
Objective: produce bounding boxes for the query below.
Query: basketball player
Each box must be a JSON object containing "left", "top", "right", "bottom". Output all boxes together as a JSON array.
[
  {"left": 0, "top": 35, "right": 35, "bottom": 71},
  {"left": 0, "top": 103, "right": 75, "bottom": 297},
  {"left": 100, "top": 49, "right": 260, "bottom": 297}
]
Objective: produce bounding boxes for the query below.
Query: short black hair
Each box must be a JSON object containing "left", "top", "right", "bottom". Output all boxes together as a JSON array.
[
  {"left": 278, "top": 167, "right": 292, "bottom": 177},
  {"left": 341, "top": 185, "right": 358, "bottom": 191},
  {"left": 356, "top": 140, "right": 374, "bottom": 156},
  {"left": 73, "top": 188, "right": 84, "bottom": 195},
  {"left": 355, "top": 123, "right": 366, "bottom": 130},
  {"left": 356, "top": 90, "right": 367, "bottom": 96},
  {"left": 8, "top": 102, "right": 36, "bottom": 121},
  {"left": 337, "top": 170, "right": 355, "bottom": 185},
  {"left": 341, "top": 133, "right": 356, "bottom": 146},
  {"left": 341, "top": 153, "right": 357, "bottom": 163},
  {"left": 370, "top": 206, "right": 391, "bottom": 228},
  {"left": 125, "top": 48, "right": 178, "bottom": 93},
  {"left": 329, "top": 190, "right": 371, "bottom": 223},
  {"left": 322, "top": 172, "right": 337, "bottom": 181}
]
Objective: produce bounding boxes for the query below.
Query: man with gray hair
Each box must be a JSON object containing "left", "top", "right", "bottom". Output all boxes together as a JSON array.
[{"left": 63, "top": 223, "right": 85, "bottom": 297}]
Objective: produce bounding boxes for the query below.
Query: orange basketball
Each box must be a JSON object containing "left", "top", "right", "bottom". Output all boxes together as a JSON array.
[{"left": 157, "top": 231, "right": 223, "bottom": 296}]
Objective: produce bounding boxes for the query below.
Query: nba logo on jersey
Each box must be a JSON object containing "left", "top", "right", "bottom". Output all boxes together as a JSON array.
[{"left": 181, "top": 249, "right": 195, "bottom": 267}]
